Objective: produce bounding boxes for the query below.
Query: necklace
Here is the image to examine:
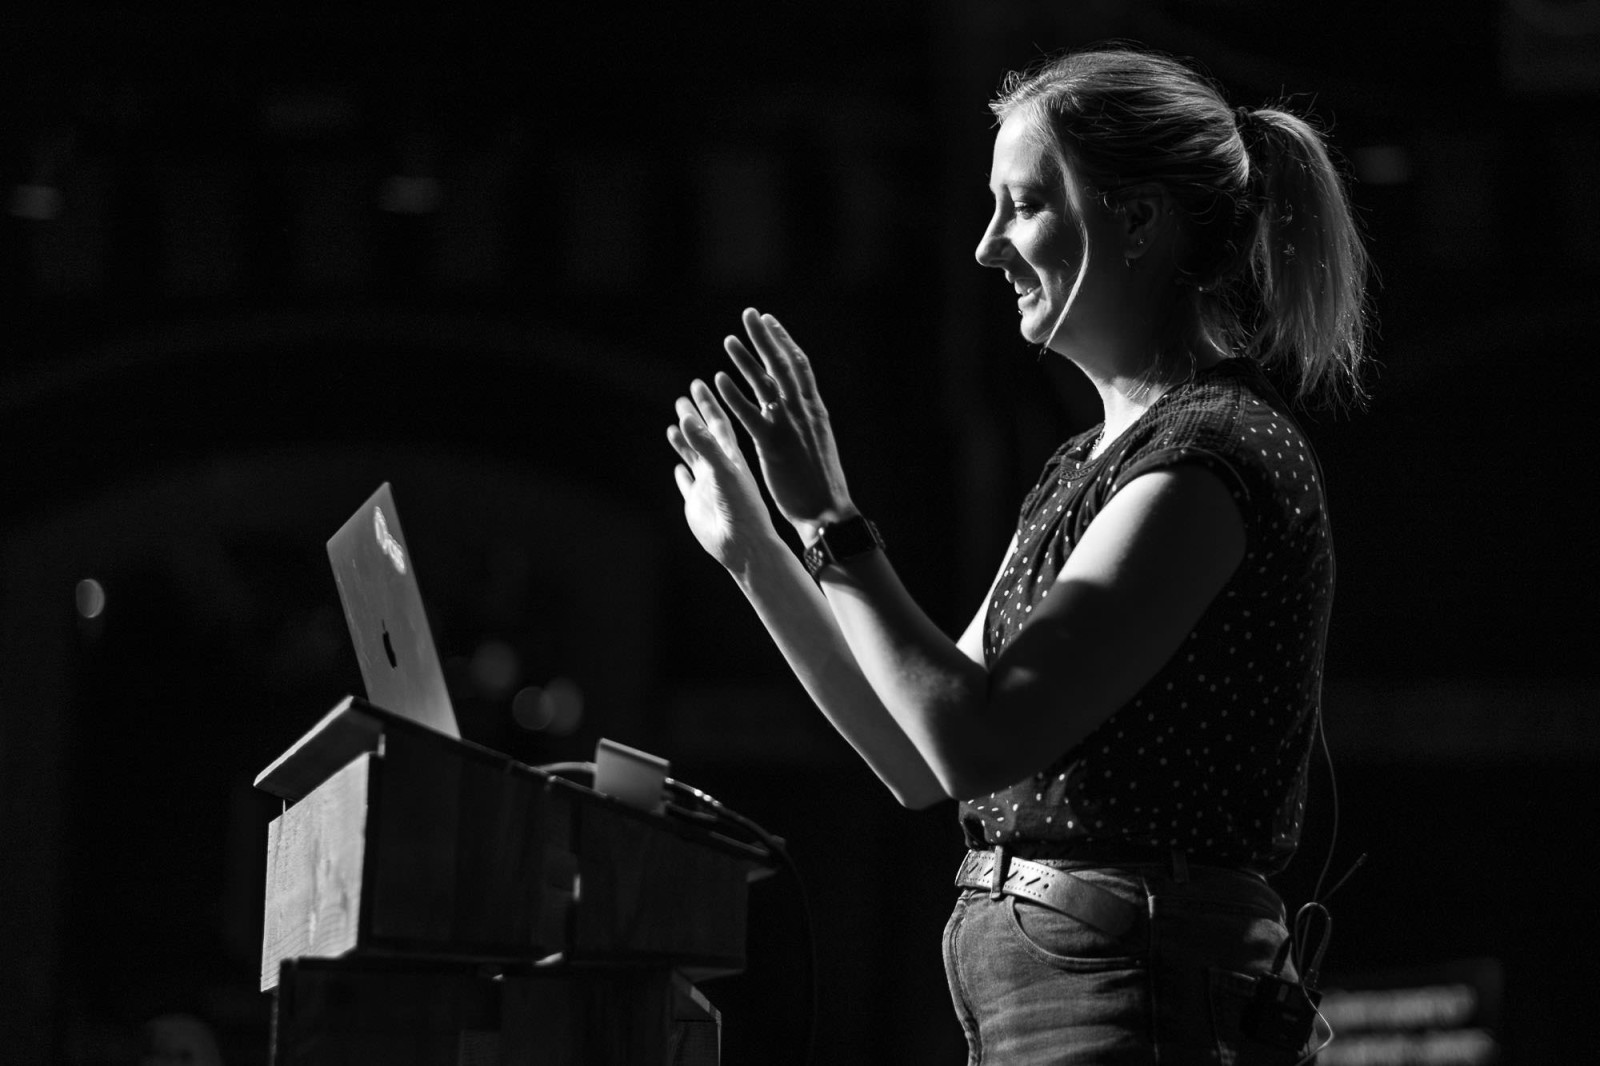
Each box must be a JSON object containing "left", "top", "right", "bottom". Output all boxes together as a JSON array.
[
  {"left": 1088, "top": 380, "right": 1165, "bottom": 460},
  {"left": 1082, "top": 360, "right": 1204, "bottom": 465},
  {"left": 1086, "top": 427, "right": 1106, "bottom": 459}
]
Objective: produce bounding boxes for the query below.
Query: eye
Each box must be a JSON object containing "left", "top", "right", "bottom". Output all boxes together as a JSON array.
[{"left": 1012, "top": 200, "right": 1042, "bottom": 219}]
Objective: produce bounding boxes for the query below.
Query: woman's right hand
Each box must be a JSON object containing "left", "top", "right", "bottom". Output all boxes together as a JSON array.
[
  {"left": 714, "top": 308, "right": 857, "bottom": 539},
  {"left": 667, "top": 378, "right": 780, "bottom": 573}
]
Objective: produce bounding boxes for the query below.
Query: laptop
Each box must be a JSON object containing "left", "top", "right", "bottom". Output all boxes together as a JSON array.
[{"left": 326, "top": 482, "right": 460, "bottom": 740}]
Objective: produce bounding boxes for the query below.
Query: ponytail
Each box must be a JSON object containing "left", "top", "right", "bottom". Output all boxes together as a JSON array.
[{"left": 1238, "top": 108, "right": 1373, "bottom": 410}]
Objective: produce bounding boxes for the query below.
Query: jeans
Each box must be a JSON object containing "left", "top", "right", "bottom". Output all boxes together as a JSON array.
[{"left": 942, "top": 859, "right": 1311, "bottom": 1065}]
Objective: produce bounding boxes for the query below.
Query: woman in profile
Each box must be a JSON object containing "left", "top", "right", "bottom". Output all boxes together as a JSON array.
[{"left": 667, "top": 44, "right": 1369, "bottom": 1065}]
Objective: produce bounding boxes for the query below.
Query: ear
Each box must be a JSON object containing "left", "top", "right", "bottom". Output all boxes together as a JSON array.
[{"left": 1114, "top": 184, "right": 1171, "bottom": 261}]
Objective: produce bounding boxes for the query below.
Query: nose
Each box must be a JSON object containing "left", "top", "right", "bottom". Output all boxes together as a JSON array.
[{"left": 974, "top": 211, "right": 1007, "bottom": 269}]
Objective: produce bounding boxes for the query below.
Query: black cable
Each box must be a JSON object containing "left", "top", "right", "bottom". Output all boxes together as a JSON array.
[
  {"left": 1309, "top": 710, "right": 1341, "bottom": 908},
  {"left": 535, "top": 763, "right": 817, "bottom": 1066},
  {"left": 1320, "top": 851, "right": 1367, "bottom": 906},
  {"left": 665, "top": 777, "right": 818, "bottom": 1066},
  {"left": 1243, "top": 383, "right": 1354, "bottom": 1065}
]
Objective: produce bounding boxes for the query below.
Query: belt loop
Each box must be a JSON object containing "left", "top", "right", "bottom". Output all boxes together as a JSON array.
[
  {"left": 990, "top": 843, "right": 1009, "bottom": 901},
  {"left": 1171, "top": 847, "right": 1190, "bottom": 884}
]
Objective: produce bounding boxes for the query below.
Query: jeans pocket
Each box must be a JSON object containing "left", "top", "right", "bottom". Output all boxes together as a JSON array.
[
  {"left": 1003, "top": 896, "right": 1144, "bottom": 971},
  {"left": 1207, "top": 968, "right": 1314, "bottom": 1066}
]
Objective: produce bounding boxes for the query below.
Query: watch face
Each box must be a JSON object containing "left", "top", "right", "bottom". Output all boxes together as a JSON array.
[
  {"left": 805, "top": 517, "right": 883, "bottom": 577},
  {"left": 825, "top": 517, "right": 878, "bottom": 557},
  {"left": 823, "top": 517, "right": 883, "bottom": 559},
  {"left": 806, "top": 515, "right": 883, "bottom": 573}
]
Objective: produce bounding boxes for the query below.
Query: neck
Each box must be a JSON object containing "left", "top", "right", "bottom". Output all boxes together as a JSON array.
[
  {"left": 1080, "top": 342, "right": 1223, "bottom": 455},
  {"left": 1100, "top": 367, "right": 1162, "bottom": 425},
  {"left": 1078, "top": 355, "right": 1167, "bottom": 449}
]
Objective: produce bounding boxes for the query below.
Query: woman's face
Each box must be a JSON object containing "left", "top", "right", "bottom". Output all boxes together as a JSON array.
[{"left": 975, "top": 112, "right": 1124, "bottom": 353}]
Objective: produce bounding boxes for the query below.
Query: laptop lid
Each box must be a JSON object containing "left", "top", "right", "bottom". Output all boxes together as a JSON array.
[{"left": 326, "top": 482, "right": 460, "bottom": 739}]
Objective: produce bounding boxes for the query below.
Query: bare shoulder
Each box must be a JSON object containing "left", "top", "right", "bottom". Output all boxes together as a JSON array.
[{"left": 1065, "top": 465, "right": 1246, "bottom": 586}]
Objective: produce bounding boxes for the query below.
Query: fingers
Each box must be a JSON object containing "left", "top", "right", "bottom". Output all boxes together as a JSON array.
[
  {"left": 713, "top": 369, "right": 766, "bottom": 431},
  {"left": 741, "top": 307, "right": 808, "bottom": 401},
  {"left": 765, "top": 313, "right": 821, "bottom": 397},
  {"left": 673, "top": 396, "right": 714, "bottom": 460},
  {"left": 723, "top": 334, "right": 783, "bottom": 409},
  {"left": 689, "top": 378, "right": 741, "bottom": 457},
  {"left": 666, "top": 422, "right": 698, "bottom": 468},
  {"left": 673, "top": 384, "right": 749, "bottom": 472},
  {"left": 670, "top": 308, "right": 815, "bottom": 489}
]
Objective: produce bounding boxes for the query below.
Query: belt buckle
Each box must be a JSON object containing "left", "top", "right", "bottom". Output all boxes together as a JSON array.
[{"left": 990, "top": 844, "right": 1009, "bottom": 901}]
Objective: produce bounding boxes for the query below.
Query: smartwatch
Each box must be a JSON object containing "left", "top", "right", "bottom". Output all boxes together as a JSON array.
[{"left": 802, "top": 515, "right": 884, "bottom": 578}]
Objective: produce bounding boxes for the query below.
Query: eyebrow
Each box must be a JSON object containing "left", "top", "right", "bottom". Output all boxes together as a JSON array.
[{"left": 987, "top": 175, "right": 1053, "bottom": 195}]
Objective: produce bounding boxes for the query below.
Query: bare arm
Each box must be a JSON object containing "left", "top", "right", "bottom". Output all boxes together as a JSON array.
[
  {"left": 816, "top": 466, "right": 1244, "bottom": 799},
  {"left": 731, "top": 528, "right": 1020, "bottom": 807},
  {"left": 728, "top": 532, "right": 950, "bottom": 808},
  {"left": 668, "top": 381, "right": 947, "bottom": 808}
]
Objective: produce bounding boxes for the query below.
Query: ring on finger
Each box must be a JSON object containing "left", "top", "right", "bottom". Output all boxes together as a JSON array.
[{"left": 762, "top": 400, "right": 780, "bottom": 414}]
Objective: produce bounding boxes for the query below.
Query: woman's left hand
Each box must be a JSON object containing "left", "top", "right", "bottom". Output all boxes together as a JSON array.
[
  {"left": 713, "top": 308, "right": 856, "bottom": 537},
  {"left": 667, "top": 378, "right": 779, "bottom": 572}
]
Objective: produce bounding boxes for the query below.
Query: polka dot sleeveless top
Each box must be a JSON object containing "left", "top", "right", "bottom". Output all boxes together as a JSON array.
[{"left": 958, "top": 360, "right": 1333, "bottom": 874}]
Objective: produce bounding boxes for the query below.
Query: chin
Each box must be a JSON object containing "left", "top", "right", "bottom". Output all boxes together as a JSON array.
[{"left": 1019, "top": 310, "right": 1058, "bottom": 347}]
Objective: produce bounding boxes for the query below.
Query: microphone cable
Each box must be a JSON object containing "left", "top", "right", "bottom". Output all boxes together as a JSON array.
[{"left": 536, "top": 762, "right": 818, "bottom": 1066}]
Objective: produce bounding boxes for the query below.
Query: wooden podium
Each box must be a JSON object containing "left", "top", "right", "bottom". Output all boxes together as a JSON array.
[{"left": 255, "top": 697, "right": 767, "bottom": 1065}]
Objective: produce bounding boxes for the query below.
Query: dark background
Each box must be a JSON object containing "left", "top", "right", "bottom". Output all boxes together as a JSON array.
[{"left": 2, "top": 1, "right": 1596, "bottom": 1063}]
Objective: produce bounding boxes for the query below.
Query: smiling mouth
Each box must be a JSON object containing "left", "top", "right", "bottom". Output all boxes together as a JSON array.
[{"left": 1014, "top": 282, "right": 1040, "bottom": 301}]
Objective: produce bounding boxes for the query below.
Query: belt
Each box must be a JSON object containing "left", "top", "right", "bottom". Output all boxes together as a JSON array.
[{"left": 954, "top": 847, "right": 1148, "bottom": 946}]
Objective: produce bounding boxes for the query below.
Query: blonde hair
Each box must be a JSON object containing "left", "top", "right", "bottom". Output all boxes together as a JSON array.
[{"left": 993, "top": 46, "right": 1373, "bottom": 409}]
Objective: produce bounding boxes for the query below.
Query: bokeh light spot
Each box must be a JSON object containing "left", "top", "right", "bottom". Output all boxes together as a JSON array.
[
  {"left": 543, "top": 676, "right": 584, "bottom": 736},
  {"left": 510, "top": 677, "right": 584, "bottom": 735},
  {"left": 470, "top": 639, "right": 519, "bottom": 698},
  {"left": 76, "top": 578, "right": 107, "bottom": 620},
  {"left": 511, "top": 686, "right": 552, "bottom": 731}
]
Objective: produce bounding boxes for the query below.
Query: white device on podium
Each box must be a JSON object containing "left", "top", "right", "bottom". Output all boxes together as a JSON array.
[
  {"left": 594, "top": 738, "right": 670, "bottom": 814},
  {"left": 326, "top": 482, "right": 459, "bottom": 740}
]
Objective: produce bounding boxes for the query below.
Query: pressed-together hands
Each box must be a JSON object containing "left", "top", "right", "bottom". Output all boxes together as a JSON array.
[{"left": 668, "top": 309, "right": 856, "bottom": 569}]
